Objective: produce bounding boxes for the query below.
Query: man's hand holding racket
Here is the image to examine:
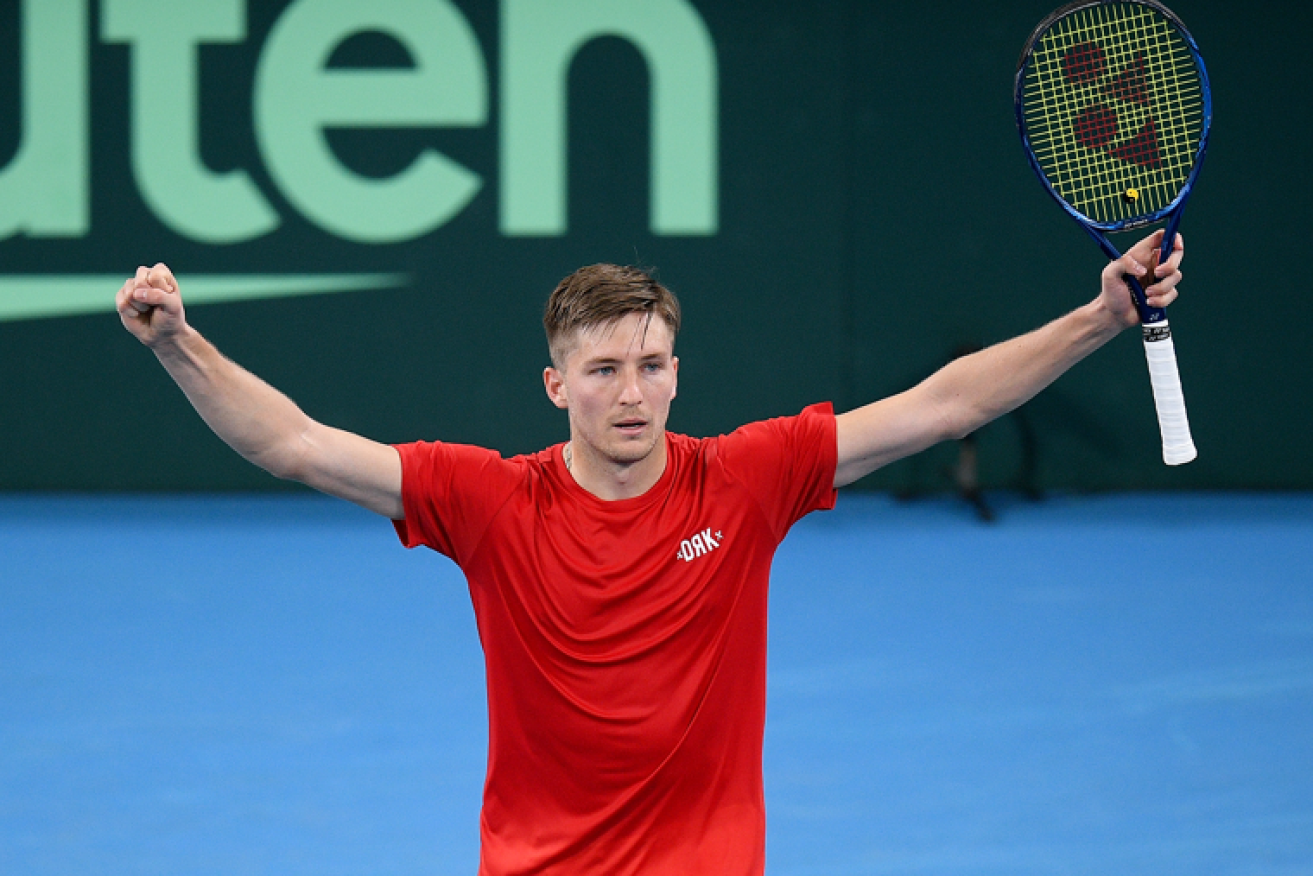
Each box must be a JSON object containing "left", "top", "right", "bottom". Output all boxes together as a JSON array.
[
  {"left": 116, "top": 263, "right": 186, "bottom": 349},
  {"left": 1099, "top": 229, "right": 1184, "bottom": 328}
]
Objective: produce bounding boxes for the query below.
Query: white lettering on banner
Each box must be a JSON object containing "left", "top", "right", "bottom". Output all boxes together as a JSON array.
[{"left": 0, "top": 0, "right": 719, "bottom": 247}]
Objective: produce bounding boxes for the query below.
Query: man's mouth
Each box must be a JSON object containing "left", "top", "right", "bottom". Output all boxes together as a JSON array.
[{"left": 614, "top": 418, "right": 648, "bottom": 434}]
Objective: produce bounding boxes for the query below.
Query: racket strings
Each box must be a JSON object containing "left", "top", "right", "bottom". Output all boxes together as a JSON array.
[{"left": 1021, "top": 2, "right": 1204, "bottom": 226}]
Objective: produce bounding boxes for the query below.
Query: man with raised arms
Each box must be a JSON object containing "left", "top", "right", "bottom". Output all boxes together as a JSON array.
[{"left": 116, "top": 229, "right": 1182, "bottom": 875}]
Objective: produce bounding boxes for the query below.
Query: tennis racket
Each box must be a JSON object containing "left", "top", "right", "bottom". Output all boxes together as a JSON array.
[{"left": 1015, "top": 0, "right": 1210, "bottom": 465}]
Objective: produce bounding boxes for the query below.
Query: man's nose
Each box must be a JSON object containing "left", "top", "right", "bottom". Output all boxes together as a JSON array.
[{"left": 617, "top": 367, "right": 643, "bottom": 404}]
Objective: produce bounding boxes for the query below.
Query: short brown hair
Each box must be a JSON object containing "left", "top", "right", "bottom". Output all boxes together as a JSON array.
[{"left": 543, "top": 264, "right": 681, "bottom": 368}]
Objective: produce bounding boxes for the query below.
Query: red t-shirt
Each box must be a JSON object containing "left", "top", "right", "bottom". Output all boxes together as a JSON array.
[{"left": 393, "top": 403, "right": 837, "bottom": 875}]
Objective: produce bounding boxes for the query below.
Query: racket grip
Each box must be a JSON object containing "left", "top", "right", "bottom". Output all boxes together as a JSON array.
[{"left": 1141, "top": 321, "right": 1197, "bottom": 465}]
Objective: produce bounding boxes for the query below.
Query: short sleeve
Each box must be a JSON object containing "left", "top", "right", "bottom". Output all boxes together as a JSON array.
[
  {"left": 391, "top": 440, "right": 523, "bottom": 563},
  {"left": 716, "top": 402, "right": 838, "bottom": 538}
]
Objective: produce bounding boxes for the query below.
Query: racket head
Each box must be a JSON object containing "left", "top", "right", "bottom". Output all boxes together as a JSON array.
[{"left": 1015, "top": 0, "right": 1211, "bottom": 233}]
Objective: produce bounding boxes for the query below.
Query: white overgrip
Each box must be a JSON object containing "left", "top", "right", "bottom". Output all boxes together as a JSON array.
[{"left": 1142, "top": 320, "right": 1197, "bottom": 465}]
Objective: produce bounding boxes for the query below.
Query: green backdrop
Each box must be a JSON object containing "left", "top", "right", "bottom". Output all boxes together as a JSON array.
[{"left": 1, "top": 0, "right": 1308, "bottom": 492}]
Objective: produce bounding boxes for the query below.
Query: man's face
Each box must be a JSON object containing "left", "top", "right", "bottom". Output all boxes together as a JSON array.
[{"left": 544, "top": 312, "right": 679, "bottom": 469}]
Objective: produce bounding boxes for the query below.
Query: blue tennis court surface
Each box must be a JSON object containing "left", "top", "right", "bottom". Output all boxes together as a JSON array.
[{"left": 3, "top": 492, "right": 1311, "bottom": 875}]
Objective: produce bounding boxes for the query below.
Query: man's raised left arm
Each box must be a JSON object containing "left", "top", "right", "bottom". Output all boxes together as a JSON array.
[{"left": 833, "top": 229, "right": 1184, "bottom": 488}]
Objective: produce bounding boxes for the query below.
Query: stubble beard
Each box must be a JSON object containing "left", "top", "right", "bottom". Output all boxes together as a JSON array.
[
  {"left": 576, "top": 415, "right": 666, "bottom": 469},
  {"left": 606, "top": 433, "right": 661, "bottom": 466}
]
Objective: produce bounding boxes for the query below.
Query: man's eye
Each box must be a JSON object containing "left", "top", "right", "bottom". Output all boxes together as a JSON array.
[{"left": 595, "top": 366, "right": 615, "bottom": 376}]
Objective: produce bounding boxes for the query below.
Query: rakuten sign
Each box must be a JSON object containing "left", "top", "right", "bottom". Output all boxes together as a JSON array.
[{"left": 1, "top": 0, "right": 718, "bottom": 244}]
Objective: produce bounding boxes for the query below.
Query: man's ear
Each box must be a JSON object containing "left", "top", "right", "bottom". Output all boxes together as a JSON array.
[
  {"left": 544, "top": 366, "right": 569, "bottom": 409},
  {"left": 671, "top": 356, "right": 678, "bottom": 400}
]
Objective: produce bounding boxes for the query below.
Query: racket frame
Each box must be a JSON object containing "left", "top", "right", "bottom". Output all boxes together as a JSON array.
[{"left": 1014, "top": 0, "right": 1211, "bottom": 464}]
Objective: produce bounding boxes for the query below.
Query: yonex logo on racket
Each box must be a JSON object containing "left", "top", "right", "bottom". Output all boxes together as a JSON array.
[{"left": 1063, "top": 44, "right": 1163, "bottom": 169}]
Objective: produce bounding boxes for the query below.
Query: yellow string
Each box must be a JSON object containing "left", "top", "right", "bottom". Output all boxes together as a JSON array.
[{"left": 1021, "top": 2, "right": 1204, "bottom": 224}]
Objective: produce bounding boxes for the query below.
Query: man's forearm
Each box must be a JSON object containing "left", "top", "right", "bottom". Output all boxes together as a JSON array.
[
  {"left": 834, "top": 231, "right": 1181, "bottom": 487},
  {"left": 152, "top": 326, "right": 315, "bottom": 479},
  {"left": 927, "top": 298, "right": 1124, "bottom": 439}
]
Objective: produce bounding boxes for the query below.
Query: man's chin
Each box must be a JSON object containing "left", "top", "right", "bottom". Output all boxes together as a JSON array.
[
  {"left": 604, "top": 435, "right": 662, "bottom": 466},
  {"left": 606, "top": 449, "right": 653, "bottom": 466}
]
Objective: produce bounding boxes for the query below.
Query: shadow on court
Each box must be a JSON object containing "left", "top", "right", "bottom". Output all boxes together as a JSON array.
[{"left": 2, "top": 492, "right": 1311, "bottom": 875}]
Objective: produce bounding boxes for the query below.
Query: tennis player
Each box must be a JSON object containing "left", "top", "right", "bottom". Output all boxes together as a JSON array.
[{"left": 116, "top": 229, "right": 1182, "bottom": 875}]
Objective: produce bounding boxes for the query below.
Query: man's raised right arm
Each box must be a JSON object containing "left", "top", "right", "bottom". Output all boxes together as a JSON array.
[{"left": 116, "top": 263, "right": 403, "bottom": 519}]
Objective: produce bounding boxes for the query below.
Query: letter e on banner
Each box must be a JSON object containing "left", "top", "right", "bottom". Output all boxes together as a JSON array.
[{"left": 255, "top": 0, "right": 488, "bottom": 243}]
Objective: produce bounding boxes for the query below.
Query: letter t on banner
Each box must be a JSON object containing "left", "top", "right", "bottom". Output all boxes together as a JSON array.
[{"left": 102, "top": 0, "right": 281, "bottom": 244}]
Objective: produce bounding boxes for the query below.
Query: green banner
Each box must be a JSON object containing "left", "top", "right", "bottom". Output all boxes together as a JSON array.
[{"left": 1, "top": 0, "right": 1309, "bottom": 491}]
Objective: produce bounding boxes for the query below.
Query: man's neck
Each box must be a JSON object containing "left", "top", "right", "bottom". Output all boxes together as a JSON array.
[{"left": 564, "top": 437, "right": 668, "bottom": 501}]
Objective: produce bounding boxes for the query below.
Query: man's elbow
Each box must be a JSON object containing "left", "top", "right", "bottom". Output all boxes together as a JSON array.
[
  {"left": 942, "top": 410, "right": 980, "bottom": 442},
  {"left": 244, "top": 433, "right": 314, "bottom": 484},
  {"left": 924, "top": 388, "right": 981, "bottom": 444},
  {"left": 942, "top": 400, "right": 1004, "bottom": 442}
]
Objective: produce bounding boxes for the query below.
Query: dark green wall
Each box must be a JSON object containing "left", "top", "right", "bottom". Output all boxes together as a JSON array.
[{"left": 1, "top": 0, "right": 1308, "bottom": 492}]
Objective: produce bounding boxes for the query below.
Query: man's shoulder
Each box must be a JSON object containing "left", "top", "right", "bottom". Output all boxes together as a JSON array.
[
  {"left": 398, "top": 439, "right": 558, "bottom": 465},
  {"left": 676, "top": 403, "right": 836, "bottom": 449},
  {"left": 396, "top": 439, "right": 562, "bottom": 500}
]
